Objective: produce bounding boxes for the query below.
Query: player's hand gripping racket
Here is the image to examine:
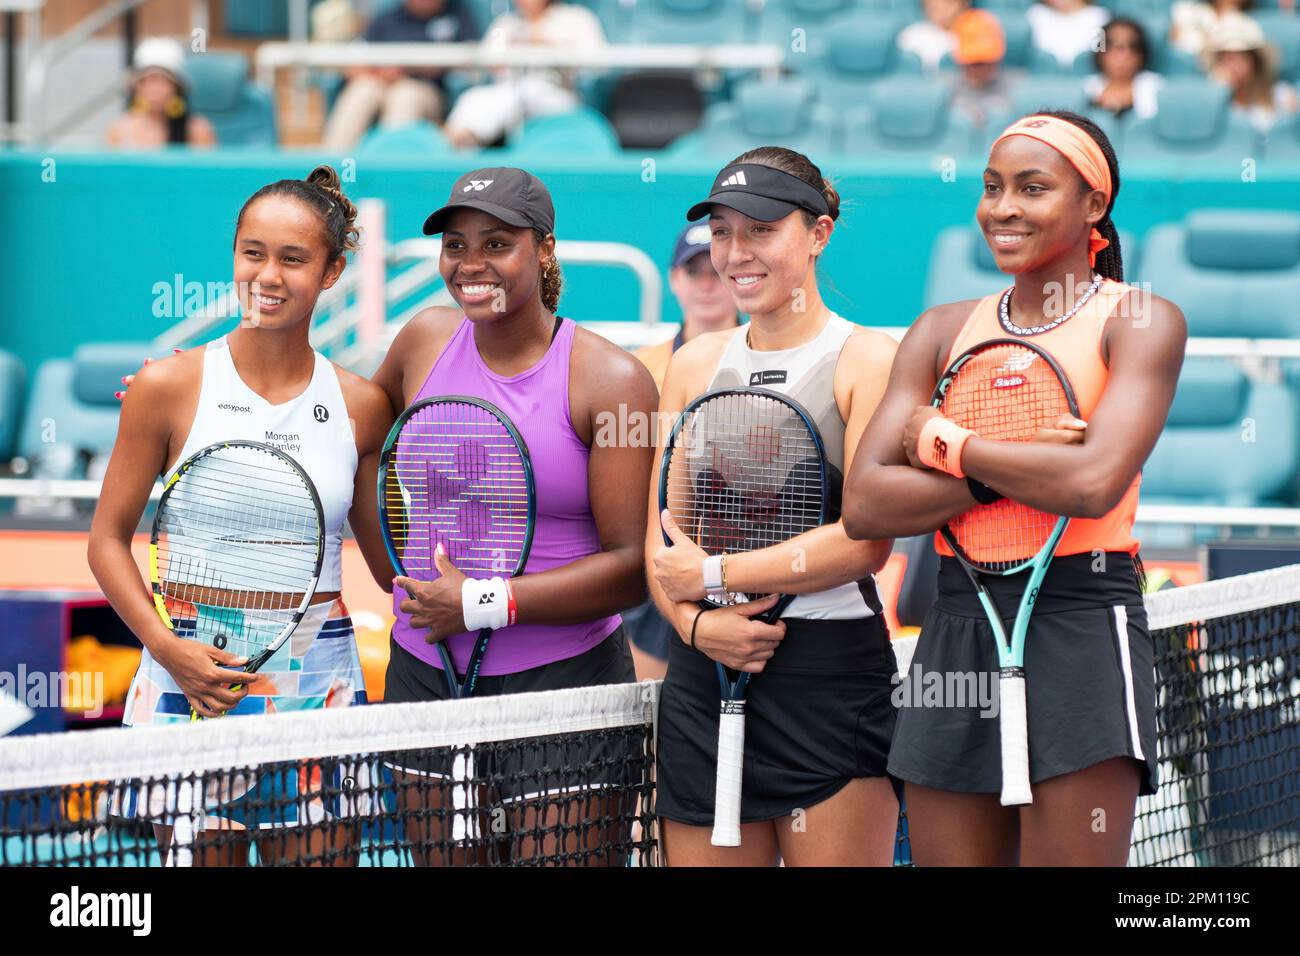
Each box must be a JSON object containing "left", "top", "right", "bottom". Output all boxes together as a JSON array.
[
  {"left": 378, "top": 396, "right": 536, "bottom": 699},
  {"left": 931, "top": 338, "right": 1079, "bottom": 806},
  {"left": 660, "top": 387, "right": 829, "bottom": 846},
  {"left": 150, "top": 441, "right": 325, "bottom": 725}
]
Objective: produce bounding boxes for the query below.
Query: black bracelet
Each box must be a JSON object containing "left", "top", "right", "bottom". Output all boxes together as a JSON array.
[
  {"left": 967, "top": 476, "right": 1003, "bottom": 505},
  {"left": 690, "top": 608, "right": 707, "bottom": 650}
]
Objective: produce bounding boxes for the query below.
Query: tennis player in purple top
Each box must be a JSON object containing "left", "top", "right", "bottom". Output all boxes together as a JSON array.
[{"left": 372, "top": 167, "right": 658, "bottom": 864}]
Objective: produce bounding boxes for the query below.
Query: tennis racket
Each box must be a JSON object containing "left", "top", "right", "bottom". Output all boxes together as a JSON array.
[
  {"left": 150, "top": 440, "right": 325, "bottom": 725},
  {"left": 378, "top": 396, "right": 536, "bottom": 699},
  {"left": 931, "top": 338, "right": 1080, "bottom": 806},
  {"left": 659, "top": 387, "right": 829, "bottom": 847}
]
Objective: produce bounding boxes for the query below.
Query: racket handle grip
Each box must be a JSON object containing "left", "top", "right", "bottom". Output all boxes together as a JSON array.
[
  {"left": 711, "top": 703, "right": 745, "bottom": 847},
  {"left": 998, "top": 670, "right": 1033, "bottom": 806}
]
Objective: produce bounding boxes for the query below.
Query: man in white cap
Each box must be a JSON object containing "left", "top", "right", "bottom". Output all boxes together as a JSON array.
[{"left": 106, "top": 37, "right": 216, "bottom": 148}]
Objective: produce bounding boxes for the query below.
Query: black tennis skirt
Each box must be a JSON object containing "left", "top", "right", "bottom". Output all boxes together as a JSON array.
[
  {"left": 888, "top": 552, "right": 1159, "bottom": 797},
  {"left": 656, "top": 614, "right": 901, "bottom": 827}
]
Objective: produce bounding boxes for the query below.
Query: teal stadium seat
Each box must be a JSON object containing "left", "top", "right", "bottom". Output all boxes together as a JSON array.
[
  {"left": 357, "top": 121, "right": 455, "bottom": 156},
  {"left": 186, "top": 52, "right": 278, "bottom": 147},
  {"left": 752, "top": 0, "right": 857, "bottom": 64},
  {"left": 0, "top": 350, "right": 26, "bottom": 463},
  {"left": 802, "top": 12, "right": 921, "bottom": 113},
  {"left": 666, "top": 76, "right": 841, "bottom": 156},
  {"left": 1139, "top": 209, "right": 1300, "bottom": 338},
  {"left": 1252, "top": 12, "right": 1300, "bottom": 83},
  {"left": 16, "top": 344, "right": 151, "bottom": 479},
  {"left": 922, "top": 225, "right": 1140, "bottom": 308},
  {"left": 507, "top": 106, "right": 623, "bottom": 156},
  {"left": 981, "top": 74, "right": 1096, "bottom": 142},
  {"left": 623, "top": 0, "right": 752, "bottom": 44},
  {"left": 1123, "top": 77, "right": 1257, "bottom": 163},
  {"left": 1266, "top": 112, "right": 1300, "bottom": 159},
  {"left": 843, "top": 75, "right": 977, "bottom": 157},
  {"left": 1143, "top": 359, "right": 1300, "bottom": 506}
]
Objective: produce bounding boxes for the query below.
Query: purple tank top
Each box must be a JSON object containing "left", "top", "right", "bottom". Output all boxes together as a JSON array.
[{"left": 391, "top": 316, "right": 622, "bottom": 674}]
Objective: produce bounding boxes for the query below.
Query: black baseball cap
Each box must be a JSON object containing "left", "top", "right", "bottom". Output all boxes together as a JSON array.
[
  {"left": 671, "top": 221, "right": 712, "bottom": 268},
  {"left": 686, "top": 163, "right": 830, "bottom": 223},
  {"left": 422, "top": 167, "right": 555, "bottom": 236}
]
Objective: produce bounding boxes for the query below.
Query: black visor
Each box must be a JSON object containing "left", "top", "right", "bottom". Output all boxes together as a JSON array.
[{"left": 686, "top": 163, "right": 830, "bottom": 223}]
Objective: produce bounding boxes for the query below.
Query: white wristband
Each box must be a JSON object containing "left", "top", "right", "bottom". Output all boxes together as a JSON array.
[
  {"left": 462, "top": 577, "right": 509, "bottom": 631},
  {"left": 702, "top": 555, "right": 724, "bottom": 593}
]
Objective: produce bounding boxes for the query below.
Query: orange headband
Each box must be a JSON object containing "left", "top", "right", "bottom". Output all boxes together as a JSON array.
[{"left": 992, "top": 115, "right": 1113, "bottom": 267}]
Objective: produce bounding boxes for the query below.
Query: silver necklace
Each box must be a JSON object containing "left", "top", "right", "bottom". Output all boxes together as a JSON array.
[{"left": 999, "top": 274, "right": 1103, "bottom": 336}]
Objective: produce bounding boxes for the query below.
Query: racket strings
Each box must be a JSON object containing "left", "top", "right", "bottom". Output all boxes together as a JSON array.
[
  {"left": 664, "top": 393, "right": 825, "bottom": 602},
  {"left": 155, "top": 446, "right": 323, "bottom": 658},
  {"left": 384, "top": 402, "right": 531, "bottom": 581},
  {"left": 939, "top": 343, "right": 1074, "bottom": 570}
]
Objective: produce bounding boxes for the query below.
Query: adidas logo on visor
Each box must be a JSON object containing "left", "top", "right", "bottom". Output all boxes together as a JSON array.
[{"left": 719, "top": 171, "right": 748, "bottom": 188}]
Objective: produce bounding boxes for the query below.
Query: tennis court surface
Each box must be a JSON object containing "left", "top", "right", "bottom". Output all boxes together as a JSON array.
[{"left": 1, "top": 564, "right": 1297, "bottom": 867}]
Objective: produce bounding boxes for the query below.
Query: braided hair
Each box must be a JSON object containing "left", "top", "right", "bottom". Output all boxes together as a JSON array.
[
  {"left": 234, "top": 164, "right": 360, "bottom": 262},
  {"left": 1034, "top": 110, "right": 1124, "bottom": 282}
]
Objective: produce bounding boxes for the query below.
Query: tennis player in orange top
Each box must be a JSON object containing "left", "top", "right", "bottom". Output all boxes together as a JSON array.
[{"left": 844, "top": 110, "right": 1187, "bottom": 866}]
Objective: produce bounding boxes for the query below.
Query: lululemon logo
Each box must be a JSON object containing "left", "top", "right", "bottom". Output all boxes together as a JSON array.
[
  {"left": 313, "top": 404, "right": 330, "bottom": 423},
  {"left": 464, "top": 180, "right": 494, "bottom": 192}
]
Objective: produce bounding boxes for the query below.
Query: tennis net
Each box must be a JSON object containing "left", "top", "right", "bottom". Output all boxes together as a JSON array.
[
  {"left": 0, "top": 681, "right": 658, "bottom": 867},
  {"left": 2, "top": 563, "right": 1298, "bottom": 867},
  {"left": 893, "top": 562, "right": 1300, "bottom": 867}
]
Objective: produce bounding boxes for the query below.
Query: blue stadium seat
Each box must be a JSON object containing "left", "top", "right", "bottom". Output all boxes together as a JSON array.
[
  {"left": 1122, "top": 77, "right": 1257, "bottom": 162},
  {"left": 16, "top": 344, "right": 150, "bottom": 478},
  {"left": 357, "top": 121, "right": 455, "bottom": 156},
  {"left": 507, "top": 106, "right": 622, "bottom": 156},
  {"left": 1252, "top": 12, "right": 1300, "bottom": 83},
  {"left": 186, "top": 52, "right": 278, "bottom": 147},
  {"left": 0, "top": 350, "right": 26, "bottom": 463},
  {"left": 843, "top": 75, "right": 977, "bottom": 157},
  {"left": 1139, "top": 209, "right": 1300, "bottom": 338},
  {"left": 752, "top": 0, "right": 856, "bottom": 64},
  {"left": 1143, "top": 360, "right": 1300, "bottom": 506},
  {"left": 800, "top": 13, "right": 921, "bottom": 113},
  {"left": 622, "top": 0, "right": 751, "bottom": 44},
  {"left": 666, "top": 76, "right": 840, "bottom": 156},
  {"left": 922, "top": 224, "right": 1140, "bottom": 308}
]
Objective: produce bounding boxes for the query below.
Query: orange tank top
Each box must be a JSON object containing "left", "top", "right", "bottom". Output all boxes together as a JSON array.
[{"left": 934, "top": 278, "right": 1141, "bottom": 559}]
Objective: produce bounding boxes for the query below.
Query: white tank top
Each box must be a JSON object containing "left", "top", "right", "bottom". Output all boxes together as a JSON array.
[
  {"left": 708, "top": 313, "right": 882, "bottom": 620},
  {"left": 167, "top": 336, "right": 357, "bottom": 591}
]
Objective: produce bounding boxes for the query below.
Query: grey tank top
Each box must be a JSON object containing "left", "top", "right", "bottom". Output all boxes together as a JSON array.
[{"left": 708, "top": 314, "right": 882, "bottom": 620}]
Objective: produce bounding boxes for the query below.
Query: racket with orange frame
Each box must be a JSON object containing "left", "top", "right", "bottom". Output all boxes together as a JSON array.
[{"left": 931, "top": 338, "right": 1080, "bottom": 807}]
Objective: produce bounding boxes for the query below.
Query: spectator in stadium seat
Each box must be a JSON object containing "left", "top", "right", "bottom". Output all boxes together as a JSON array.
[
  {"left": 442, "top": 0, "right": 606, "bottom": 149},
  {"left": 623, "top": 222, "right": 740, "bottom": 681},
  {"left": 1169, "top": 0, "right": 1256, "bottom": 60},
  {"left": 949, "top": 10, "right": 1020, "bottom": 130},
  {"left": 106, "top": 38, "right": 217, "bottom": 149},
  {"left": 898, "top": 0, "right": 969, "bottom": 73},
  {"left": 320, "top": 0, "right": 479, "bottom": 151},
  {"left": 1207, "top": 16, "right": 1299, "bottom": 136},
  {"left": 1027, "top": 0, "right": 1111, "bottom": 71},
  {"left": 1086, "top": 17, "right": 1163, "bottom": 121}
]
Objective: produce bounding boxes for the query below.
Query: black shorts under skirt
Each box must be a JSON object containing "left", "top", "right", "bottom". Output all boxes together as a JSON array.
[
  {"left": 887, "top": 553, "right": 1159, "bottom": 797},
  {"left": 656, "top": 614, "right": 901, "bottom": 827}
]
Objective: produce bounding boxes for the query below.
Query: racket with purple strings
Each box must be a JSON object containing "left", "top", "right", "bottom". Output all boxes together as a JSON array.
[{"left": 378, "top": 396, "right": 536, "bottom": 699}]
